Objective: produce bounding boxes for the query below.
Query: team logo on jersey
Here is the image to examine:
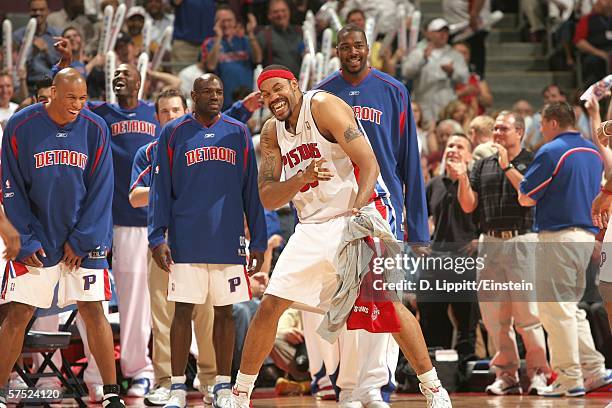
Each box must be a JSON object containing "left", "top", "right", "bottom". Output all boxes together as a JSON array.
[
  {"left": 204, "top": 133, "right": 215, "bottom": 139},
  {"left": 371, "top": 304, "right": 380, "bottom": 321},
  {"left": 34, "top": 150, "right": 88, "bottom": 170},
  {"left": 349, "top": 90, "right": 360, "bottom": 96},
  {"left": 185, "top": 146, "right": 237, "bottom": 166},
  {"left": 110, "top": 120, "right": 157, "bottom": 137},
  {"left": 56, "top": 131, "right": 68, "bottom": 138},
  {"left": 281, "top": 143, "right": 321, "bottom": 169},
  {"left": 353, "top": 105, "right": 382, "bottom": 125},
  {"left": 89, "top": 246, "right": 108, "bottom": 259}
]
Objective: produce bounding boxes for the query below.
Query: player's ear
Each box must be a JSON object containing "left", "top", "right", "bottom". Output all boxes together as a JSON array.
[{"left": 49, "top": 86, "right": 57, "bottom": 101}]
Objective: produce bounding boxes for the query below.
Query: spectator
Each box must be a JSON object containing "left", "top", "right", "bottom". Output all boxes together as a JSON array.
[
  {"left": 441, "top": 100, "right": 473, "bottom": 130},
  {"left": 402, "top": 18, "right": 469, "bottom": 123},
  {"left": 340, "top": 0, "right": 415, "bottom": 35},
  {"left": 443, "top": 0, "right": 492, "bottom": 78},
  {"left": 271, "top": 309, "right": 311, "bottom": 389},
  {"left": 512, "top": 99, "right": 535, "bottom": 131},
  {"left": 453, "top": 42, "right": 493, "bottom": 115},
  {"left": 203, "top": 6, "right": 262, "bottom": 110},
  {"left": 518, "top": 101, "right": 611, "bottom": 396},
  {"left": 47, "top": 0, "right": 93, "bottom": 46},
  {"left": 456, "top": 110, "right": 552, "bottom": 396},
  {"left": 13, "top": 0, "right": 61, "bottom": 93},
  {"left": 412, "top": 100, "right": 435, "bottom": 155},
  {"left": 16, "top": 76, "right": 52, "bottom": 111},
  {"left": 345, "top": 8, "right": 403, "bottom": 75},
  {"left": 62, "top": 27, "right": 104, "bottom": 78},
  {"left": 256, "top": 0, "right": 304, "bottom": 77},
  {"left": 421, "top": 133, "right": 479, "bottom": 372},
  {"left": 86, "top": 0, "right": 119, "bottom": 56},
  {"left": 468, "top": 114, "right": 496, "bottom": 162},
  {"left": 145, "top": 0, "right": 175, "bottom": 54},
  {"left": 520, "top": 0, "right": 547, "bottom": 42},
  {"left": 431, "top": 119, "right": 464, "bottom": 159},
  {"left": 125, "top": 6, "right": 147, "bottom": 54},
  {"left": 114, "top": 32, "right": 137, "bottom": 65},
  {"left": 0, "top": 73, "right": 18, "bottom": 123},
  {"left": 291, "top": 0, "right": 324, "bottom": 26},
  {"left": 574, "top": 0, "right": 612, "bottom": 86},
  {"left": 524, "top": 84, "right": 567, "bottom": 151},
  {"left": 178, "top": 52, "right": 206, "bottom": 109},
  {"left": 170, "top": 0, "right": 216, "bottom": 70}
]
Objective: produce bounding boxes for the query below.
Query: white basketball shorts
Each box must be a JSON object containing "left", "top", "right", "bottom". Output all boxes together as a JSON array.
[
  {"left": 600, "top": 227, "right": 612, "bottom": 283},
  {"left": 265, "top": 216, "right": 348, "bottom": 314},
  {"left": 1, "top": 261, "right": 111, "bottom": 308},
  {"left": 167, "top": 263, "right": 251, "bottom": 306}
]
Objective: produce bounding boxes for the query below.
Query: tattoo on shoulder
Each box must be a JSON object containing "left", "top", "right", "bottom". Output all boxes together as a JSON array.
[{"left": 344, "top": 125, "right": 363, "bottom": 143}]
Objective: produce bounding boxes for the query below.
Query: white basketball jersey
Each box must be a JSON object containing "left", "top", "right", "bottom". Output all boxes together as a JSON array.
[{"left": 276, "top": 90, "right": 358, "bottom": 223}]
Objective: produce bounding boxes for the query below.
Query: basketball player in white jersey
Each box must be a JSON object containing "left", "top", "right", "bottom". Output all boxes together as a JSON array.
[{"left": 228, "top": 65, "right": 452, "bottom": 408}]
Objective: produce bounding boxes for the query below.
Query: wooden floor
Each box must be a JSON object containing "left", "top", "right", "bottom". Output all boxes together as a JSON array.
[
  {"left": 245, "top": 394, "right": 612, "bottom": 407},
  {"left": 15, "top": 392, "right": 611, "bottom": 407}
]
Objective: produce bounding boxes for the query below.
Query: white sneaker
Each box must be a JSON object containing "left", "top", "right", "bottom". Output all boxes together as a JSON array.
[
  {"left": 584, "top": 369, "right": 612, "bottom": 393},
  {"left": 144, "top": 386, "right": 170, "bottom": 406},
  {"left": 485, "top": 374, "right": 522, "bottom": 395},
  {"left": 213, "top": 384, "right": 233, "bottom": 408},
  {"left": 527, "top": 371, "right": 548, "bottom": 395},
  {"left": 89, "top": 384, "right": 104, "bottom": 403},
  {"left": 226, "top": 388, "right": 250, "bottom": 408},
  {"left": 204, "top": 385, "right": 214, "bottom": 405},
  {"left": 163, "top": 384, "right": 187, "bottom": 408},
  {"left": 537, "top": 377, "right": 585, "bottom": 397},
  {"left": 339, "top": 390, "right": 363, "bottom": 408},
  {"left": 419, "top": 381, "right": 452, "bottom": 408},
  {"left": 128, "top": 378, "right": 152, "bottom": 397}
]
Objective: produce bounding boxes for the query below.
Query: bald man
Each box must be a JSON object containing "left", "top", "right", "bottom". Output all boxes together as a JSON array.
[
  {"left": 56, "top": 41, "right": 159, "bottom": 396},
  {"left": 149, "top": 73, "right": 267, "bottom": 408},
  {"left": 0, "top": 68, "right": 123, "bottom": 408}
]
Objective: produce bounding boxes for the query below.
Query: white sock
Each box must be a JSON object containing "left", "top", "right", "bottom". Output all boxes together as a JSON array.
[
  {"left": 215, "top": 375, "right": 231, "bottom": 385},
  {"left": 171, "top": 376, "right": 186, "bottom": 386},
  {"left": 417, "top": 368, "right": 440, "bottom": 386},
  {"left": 235, "top": 371, "right": 258, "bottom": 398}
]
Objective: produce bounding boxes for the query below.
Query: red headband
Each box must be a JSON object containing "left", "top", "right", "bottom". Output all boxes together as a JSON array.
[{"left": 257, "top": 69, "right": 296, "bottom": 90}]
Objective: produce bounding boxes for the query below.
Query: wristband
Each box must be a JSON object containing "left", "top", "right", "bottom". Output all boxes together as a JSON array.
[{"left": 503, "top": 163, "right": 514, "bottom": 172}]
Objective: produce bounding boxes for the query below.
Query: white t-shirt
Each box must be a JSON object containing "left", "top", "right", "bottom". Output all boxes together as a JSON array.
[{"left": 0, "top": 102, "right": 18, "bottom": 124}]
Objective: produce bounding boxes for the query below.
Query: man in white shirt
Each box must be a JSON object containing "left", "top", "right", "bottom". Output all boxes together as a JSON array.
[{"left": 0, "top": 73, "right": 18, "bottom": 126}]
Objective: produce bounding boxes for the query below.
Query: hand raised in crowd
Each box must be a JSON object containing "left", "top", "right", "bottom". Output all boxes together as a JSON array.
[
  {"left": 0, "top": 216, "right": 20, "bottom": 260},
  {"left": 592, "top": 188, "right": 612, "bottom": 229},
  {"left": 213, "top": 19, "right": 223, "bottom": 39},
  {"left": 152, "top": 243, "right": 174, "bottom": 273},
  {"left": 440, "top": 61, "right": 454, "bottom": 76},
  {"left": 423, "top": 43, "right": 434, "bottom": 61},
  {"left": 246, "top": 13, "right": 258, "bottom": 36},
  {"left": 446, "top": 158, "right": 468, "bottom": 180},
  {"left": 492, "top": 143, "right": 509, "bottom": 169},
  {"left": 62, "top": 241, "right": 82, "bottom": 270},
  {"left": 53, "top": 36, "right": 70, "bottom": 58}
]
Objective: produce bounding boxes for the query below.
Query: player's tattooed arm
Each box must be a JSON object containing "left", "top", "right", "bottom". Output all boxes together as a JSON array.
[
  {"left": 312, "top": 92, "right": 380, "bottom": 210},
  {"left": 344, "top": 125, "right": 364, "bottom": 143}
]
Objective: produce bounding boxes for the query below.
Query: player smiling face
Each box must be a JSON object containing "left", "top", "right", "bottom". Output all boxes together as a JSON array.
[
  {"left": 337, "top": 28, "right": 369, "bottom": 76},
  {"left": 260, "top": 77, "right": 300, "bottom": 121},
  {"left": 48, "top": 68, "right": 88, "bottom": 125},
  {"left": 112, "top": 64, "right": 140, "bottom": 98}
]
